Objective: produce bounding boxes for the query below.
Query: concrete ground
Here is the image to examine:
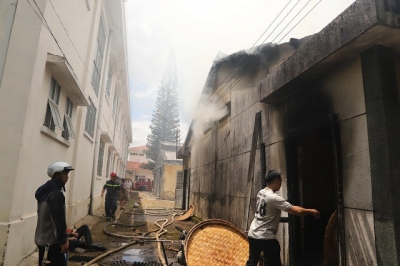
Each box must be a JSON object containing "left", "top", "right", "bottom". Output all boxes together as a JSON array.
[{"left": 19, "top": 191, "right": 197, "bottom": 266}]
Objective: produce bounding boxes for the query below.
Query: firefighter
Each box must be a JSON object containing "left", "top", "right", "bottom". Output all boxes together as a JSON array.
[
  {"left": 101, "top": 172, "right": 121, "bottom": 221},
  {"left": 35, "top": 161, "right": 74, "bottom": 266}
]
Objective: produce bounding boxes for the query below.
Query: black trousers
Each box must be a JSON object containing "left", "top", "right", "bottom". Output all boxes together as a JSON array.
[
  {"left": 246, "top": 237, "right": 282, "bottom": 266},
  {"left": 105, "top": 196, "right": 117, "bottom": 218},
  {"left": 38, "top": 244, "right": 67, "bottom": 266},
  {"left": 69, "top": 224, "right": 93, "bottom": 250}
]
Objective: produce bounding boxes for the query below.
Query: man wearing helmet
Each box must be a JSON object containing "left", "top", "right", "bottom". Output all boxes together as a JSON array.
[
  {"left": 35, "top": 162, "right": 74, "bottom": 266},
  {"left": 101, "top": 172, "right": 121, "bottom": 221}
]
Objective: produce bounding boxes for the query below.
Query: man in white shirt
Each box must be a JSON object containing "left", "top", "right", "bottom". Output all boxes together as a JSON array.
[{"left": 246, "top": 170, "right": 320, "bottom": 266}]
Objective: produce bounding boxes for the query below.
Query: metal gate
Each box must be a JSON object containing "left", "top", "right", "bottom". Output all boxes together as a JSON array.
[{"left": 174, "top": 170, "right": 183, "bottom": 209}]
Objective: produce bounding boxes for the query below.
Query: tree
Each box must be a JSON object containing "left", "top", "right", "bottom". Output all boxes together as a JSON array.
[{"left": 141, "top": 50, "right": 180, "bottom": 170}]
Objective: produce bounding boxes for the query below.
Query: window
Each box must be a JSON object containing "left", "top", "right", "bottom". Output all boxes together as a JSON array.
[
  {"left": 91, "top": 18, "right": 106, "bottom": 96},
  {"left": 105, "top": 67, "right": 112, "bottom": 97},
  {"left": 106, "top": 150, "right": 111, "bottom": 177},
  {"left": 62, "top": 97, "right": 76, "bottom": 139},
  {"left": 85, "top": 98, "right": 97, "bottom": 138},
  {"left": 176, "top": 171, "right": 183, "bottom": 189},
  {"left": 97, "top": 139, "right": 104, "bottom": 176},
  {"left": 203, "top": 120, "right": 212, "bottom": 134},
  {"left": 219, "top": 101, "right": 231, "bottom": 122},
  {"left": 112, "top": 93, "right": 118, "bottom": 116},
  {"left": 44, "top": 78, "right": 63, "bottom": 131}
]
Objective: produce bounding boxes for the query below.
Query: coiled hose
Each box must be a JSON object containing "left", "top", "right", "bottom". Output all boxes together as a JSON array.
[{"left": 83, "top": 207, "right": 183, "bottom": 266}]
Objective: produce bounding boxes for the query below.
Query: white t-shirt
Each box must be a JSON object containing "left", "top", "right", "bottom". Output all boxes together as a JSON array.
[
  {"left": 248, "top": 187, "right": 292, "bottom": 240},
  {"left": 125, "top": 181, "right": 132, "bottom": 191}
]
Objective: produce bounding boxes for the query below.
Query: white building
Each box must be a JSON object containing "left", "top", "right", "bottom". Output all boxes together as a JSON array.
[
  {"left": 0, "top": 0, "right": 131, "bottom": 264},
  {"left": 128, "top": 145, "right": 149, "bottom": 163},
  {"left": 126, "top": 145, "right": 153, "bottom": 185}
]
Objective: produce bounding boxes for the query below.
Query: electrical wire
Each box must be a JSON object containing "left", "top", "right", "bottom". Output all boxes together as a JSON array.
[
  {"left": 47, "top": 0, "right": 94, "bottom": 80},
  {"left": 175, "top": 1, "right": 296, "bottom": 132},
  {"left": 207, "top": 0, "right": 303, "bottom": 109},
  {"left": 277, "top": 0, "right": 323, "bottom": 44},
  {"left": 214, "top": 0, "right": 294, "bottom": 91},
  {"left": 204, "top": 0, "right": 323, "bottom": 113},
  {"left": 30, "top": 0, "right": 65, "bottom": 58}
]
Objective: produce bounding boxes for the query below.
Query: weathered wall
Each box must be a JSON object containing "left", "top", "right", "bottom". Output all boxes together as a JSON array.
[
  {"left": 0, "top": 0, "right": 131, "bottom": 264},
  {"left": 188, "top": 54, "right": 378, "bottom": 265},
  {"left": 162, "top": 164, "right": 182, "bottom": 200}
]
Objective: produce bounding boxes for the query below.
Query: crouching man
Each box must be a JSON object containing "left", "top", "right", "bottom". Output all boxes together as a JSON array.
[{"left": 67, "top": 224, "right": 106, "bottom": 251}]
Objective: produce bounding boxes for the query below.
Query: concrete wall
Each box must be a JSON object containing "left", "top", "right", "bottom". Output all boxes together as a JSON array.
[
  {"left": 186, "top": 52, "right": 379, "bottom": 265},
  {"left": 162, "top": 164, "right": 182, "bottom": 200},
  {"left": 0, "top": 0, "right": 131, "bottom": 265}
]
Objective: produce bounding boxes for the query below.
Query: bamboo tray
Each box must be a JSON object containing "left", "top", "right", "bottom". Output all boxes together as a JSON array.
[
  {"left": 184, "top": 219, "right": 249, "bottom": 266},
  {"left": 176, "top": 205, "right": 194, "bottom": 221}
]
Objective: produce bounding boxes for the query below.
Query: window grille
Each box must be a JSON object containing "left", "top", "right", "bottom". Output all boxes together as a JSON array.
[
  {"left": 106, "top": 67, "right": 112, "bottom": 97},
  {"left": 176, "top": 171, "right": 183, "bottom": 189},
  {"left": 97, "top": 139, "right": 105, "bottom": 176},
  {"left": 91, "top": 18, "right": 106, "bottom": 96},
  {"left": 44, "top": 78, "right": 62, "bottom": 131},
  {"left": 62, "top": 97, "right": 76, "bottom": 139},
  {"left": 85, "top": 98, "right": 97, "bottom": 138}
]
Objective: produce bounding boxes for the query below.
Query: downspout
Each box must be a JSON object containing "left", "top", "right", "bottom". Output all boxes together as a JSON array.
[
  {"left": 0, "top": 0, "right": 18, "bottom": 88},
  {"left": 89, "top": 30, "right": 113, "bottom": 214}
]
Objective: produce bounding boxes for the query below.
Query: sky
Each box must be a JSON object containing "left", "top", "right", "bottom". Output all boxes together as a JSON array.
[{"left": 124, "top": 0, "right": 355, "bottom": 147}]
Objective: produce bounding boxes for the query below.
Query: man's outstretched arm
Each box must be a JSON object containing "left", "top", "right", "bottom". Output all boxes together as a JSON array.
[{"left": 287, "top": 206, "right": 320, "bottom": 218}]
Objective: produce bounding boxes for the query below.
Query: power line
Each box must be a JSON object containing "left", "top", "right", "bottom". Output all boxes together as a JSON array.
[
  {"left": 180, "top": 0, "right": 322, "bottom": 139},
  {"left": 277, "top": 0, "right": 323, "bottom": 44},
  {"left": 26, "top": 0, "right": 50, "bottom": 31},
  {"left": 211, "top": 0, "right": 302, "bottom": 104},
  {"left": 214, "top": 0, "right": 294, "bottom": 91},
  {"left": 206, "top": 0, "right": 321, "bottom": 111},
  {"left": 47, "top": 0, "right": 94, "bottom": 80},
  {"left": 178, "top": 1, "right": 298, "bottom": 130},
  {"left": 30, "top": 0, "right": 68, "bottom": 61}
]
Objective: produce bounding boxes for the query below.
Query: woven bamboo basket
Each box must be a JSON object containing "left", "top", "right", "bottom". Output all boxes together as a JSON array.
[
  {"left": 184, "top": 219, "right": 249, "bottom": 266},
  {"left": 176, "top": 205, "right": 194, "bottom": 221}
]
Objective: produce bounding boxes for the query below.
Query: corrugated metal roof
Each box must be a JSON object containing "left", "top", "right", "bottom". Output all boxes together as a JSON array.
[{"left": 163, "top": 150, "right": 177, "bottom": 160}]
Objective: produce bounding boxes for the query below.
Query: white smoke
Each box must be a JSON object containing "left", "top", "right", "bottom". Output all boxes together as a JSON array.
[{"left": 191, "top": 96, "right": 229, "bottom": 141}]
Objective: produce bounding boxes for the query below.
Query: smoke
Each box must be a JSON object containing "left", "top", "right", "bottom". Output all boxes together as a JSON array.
[{"left": 191, "top": 95, "right": 229, "bottom": 141}]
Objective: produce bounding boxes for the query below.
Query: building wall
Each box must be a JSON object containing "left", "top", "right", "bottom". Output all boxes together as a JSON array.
[
  {"left": 128, "top": 146, "right": 149, "bottom": 162},
  {"left": 162, "top": 164, "right": 182, "bottom": 200},
  {"left": 186, "top": 51, "right": 380, "bottom": 264},
  {"left": 0, "top": 0, "right": 131, "bottom": 265}
]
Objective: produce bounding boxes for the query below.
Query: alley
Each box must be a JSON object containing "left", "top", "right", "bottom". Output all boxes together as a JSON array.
[{"left": 20, "top": 191, "right": 197, "bottom": 266}]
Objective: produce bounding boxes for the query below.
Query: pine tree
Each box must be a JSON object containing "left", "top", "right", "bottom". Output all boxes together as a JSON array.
[{"left": 141, "top": 50, "right": 180, "bottom": 170}]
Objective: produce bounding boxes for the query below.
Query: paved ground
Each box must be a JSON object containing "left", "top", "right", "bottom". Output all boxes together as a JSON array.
[{"left": 19, "top": 191, "right": 198, "bottom": 266}]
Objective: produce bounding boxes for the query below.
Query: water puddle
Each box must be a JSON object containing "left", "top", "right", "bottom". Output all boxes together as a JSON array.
[{"left": 122, "top": 248, "right": 146, "bottom": 262}]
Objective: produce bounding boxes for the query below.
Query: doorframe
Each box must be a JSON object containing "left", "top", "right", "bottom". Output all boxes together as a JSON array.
[{"left": 284, "top": 114, "right": 346, "bottom": 265}]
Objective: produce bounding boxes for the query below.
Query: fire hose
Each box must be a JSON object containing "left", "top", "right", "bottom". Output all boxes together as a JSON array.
[{"left": 83, "top": 208, "right": 183, "bottom": 266}]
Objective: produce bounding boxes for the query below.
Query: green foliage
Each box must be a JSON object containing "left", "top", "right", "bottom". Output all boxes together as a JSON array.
[{"left": 142, "top": 50, "right": 180, "bottom": 169}]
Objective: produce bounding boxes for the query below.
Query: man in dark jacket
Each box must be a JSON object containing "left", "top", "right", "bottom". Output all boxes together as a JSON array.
[
  {"left": 101, "top": 172, "right": 121, "bottom": 221},
  {"left": 67, "top": 224, "right": 106, "bottom": 251},
  {"left": 35, "top": 162, "right": 74, "bottom": 266}
]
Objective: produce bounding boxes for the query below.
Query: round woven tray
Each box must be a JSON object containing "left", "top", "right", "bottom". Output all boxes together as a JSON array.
[
  {"left": 184, "top": 219, "right": 249, "bottom": 266},
  {"left": 176, "top": 205, "right": 194, "bottom": 221}
]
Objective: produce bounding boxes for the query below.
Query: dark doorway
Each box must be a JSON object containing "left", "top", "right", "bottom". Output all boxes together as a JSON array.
[{"left": 286, "top": 125, "right": 340, "bottom": 266}]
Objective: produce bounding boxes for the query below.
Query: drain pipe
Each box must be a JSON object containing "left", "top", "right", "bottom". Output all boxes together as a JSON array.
[
  {"left": 89, "top": 30, "right": 113, "bottom": 214},
  {"left": 0, "top": 0, "right": 18, "bottom": 88}
]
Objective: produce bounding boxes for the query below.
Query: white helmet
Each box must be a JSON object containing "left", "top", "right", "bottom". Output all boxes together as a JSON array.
[{"left": 47, "top": 162, "right": 74, "bottom": 177}]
